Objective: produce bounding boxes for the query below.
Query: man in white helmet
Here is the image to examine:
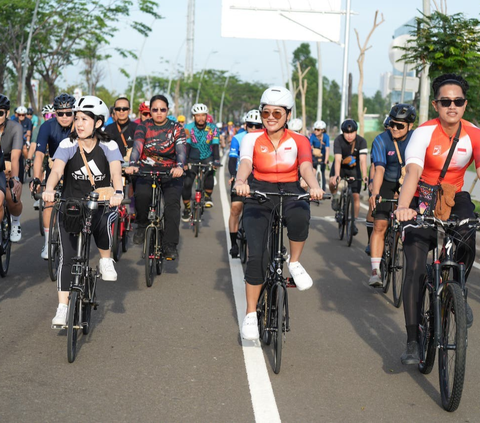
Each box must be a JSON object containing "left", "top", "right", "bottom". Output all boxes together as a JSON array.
[{"left": 310, "top": 120, "right": 330, "bottom": 191}]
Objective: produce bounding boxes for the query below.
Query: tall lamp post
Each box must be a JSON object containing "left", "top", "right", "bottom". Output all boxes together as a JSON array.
[{"left": 195, "top": 50, "right": 217, "bottom": 104}]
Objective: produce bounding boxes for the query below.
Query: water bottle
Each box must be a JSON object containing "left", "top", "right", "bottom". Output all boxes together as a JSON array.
[{"left": 87, "top": 191, "right": 99, "bottom": 211}]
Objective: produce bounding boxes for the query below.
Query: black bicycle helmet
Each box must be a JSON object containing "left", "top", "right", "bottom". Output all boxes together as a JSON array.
[
  {"left": 0, "top": 94, "right": 11, "bottom": 110},
  {"left": 389, "top": 103, "right": 416, "bottom": 123},
  {"left": 53, "top": 93, "right": 76, "bottom": 110},
  {"left": 383, "top": 116, "right": 392, "bottom": 129},
  {"left": 27, "top": 107, "right": 33, "bottom": 114},
  {"left": 341, "top": 119, "right": 358, "bottom": 133}
]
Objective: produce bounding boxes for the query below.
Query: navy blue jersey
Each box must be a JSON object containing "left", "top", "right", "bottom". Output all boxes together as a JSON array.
[
  {"left": 35, "top": 118, "right": 73, "bottom": 157},
  {"left": 371, "top": 130, "right": 413, "bottom": 183}
]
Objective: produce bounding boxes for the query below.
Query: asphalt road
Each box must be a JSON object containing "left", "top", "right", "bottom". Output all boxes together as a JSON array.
[{"left": 1, "top": 172, "right": 480, "bottom": 423}]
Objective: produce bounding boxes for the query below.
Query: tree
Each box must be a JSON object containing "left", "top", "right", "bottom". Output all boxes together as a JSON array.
[{"left": 398, "top": 11, "right": 480, "bottom": 124}]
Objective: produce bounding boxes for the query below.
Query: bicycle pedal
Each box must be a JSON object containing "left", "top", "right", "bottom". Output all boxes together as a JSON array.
[
  {"left": 286, "top": 277, "right": 297, "bottom": 288},
  {"left": 51, "top": 324, "right": 66, "bottom": 330}
]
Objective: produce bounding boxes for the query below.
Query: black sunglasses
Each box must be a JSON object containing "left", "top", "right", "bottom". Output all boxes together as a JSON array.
[
  {"left": 114, "top": 107, "right": 130, "bottom": 112},
  {"left": 435, "top": 98, "right": 467, "bottom": 108},
  {"left": 151, "top": 107, "right": 168, "bottom": 113},
  {"left": 246, "top": 123, "right": 262, "bottom": 129},
  {"left": 0, "top": 110, "right": 5, "bottom": 117},
  {"left": 389, "top": 121, "right": 406, "bottom": 130},
  {"left": 141, "top": 112, "right": 151, "bottom": 117},
  {"left": 57, "top": 111, "right": 73, "bottom": 117}
]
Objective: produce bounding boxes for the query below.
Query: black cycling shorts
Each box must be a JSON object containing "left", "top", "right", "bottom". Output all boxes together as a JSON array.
[{"left": 373, "top": 180, "right": 400, "bottom": 221}]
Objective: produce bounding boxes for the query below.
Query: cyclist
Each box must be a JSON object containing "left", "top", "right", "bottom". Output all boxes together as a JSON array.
[
  {"left": 234, "top": 86, "right": 323, "bottom": 340},
  {"left": 26, "top": 107, "right": 39, "bottom": 130},
  {"left": 126, "top": 94, "right": 186, "bottom": 259},
  {"left": 329, "top": 119, "right": 368, "bottom": 236},
  {"left": 395, "top": 73, "right": 480, "bottom": 364},
  {"left": 309, "top": 120, "right": 330, "bottom": 191},
  {"left": 228, "top": 109, "right": 262, "bottom": 258},
  {"left": 177, "top": 115, "right": 186, "bottom": 128},
  {"left": 368, "top": 104, "right": 416, "bottom": 286},
  {"left": 134, "top": 101, "right": 150, "bottom": 124},
  {"left": 43, "top": 95, "right": 123, "bottom": 327},
  {"left": 29, "top": 93, "right": 76, "bottom": 258},
  {"left": 288, "top": 118, "right": 303, "bottom": 133},
  {"left": 105, "top": 96, "right": 137, "bottom": 160},
  {"left": 0, "top": 95, "right": 24, "bottom": 242},
  {"left": 181, "top": 103, "right": 220, "bottom": 219}
]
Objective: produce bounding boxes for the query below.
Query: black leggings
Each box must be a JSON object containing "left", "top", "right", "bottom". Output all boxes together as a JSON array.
[
  {"left": 243, "top": 180, "right": 310, "bottom": 285},
  {"left": 182, "top": 159, "right": 215, "bottom": 201},
  {"left": 403, "top": 192, "right": 476, "bottom": 341},
  {"left": 134, "top": 175, "right": 183, "bottom": 246},
  {"left": 57, "top": 207, "right": 117, "bottom": 292}
]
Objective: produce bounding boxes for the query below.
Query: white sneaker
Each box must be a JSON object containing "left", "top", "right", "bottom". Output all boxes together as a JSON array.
[
  {"left": 369, "top": 269, "right": 383, "bottom": 287},
  {"left": 99, "top": 258, "right": 117, "bottom": 281},
  {"left": 241, "top": 312, "right": 259, "bottom": 340},
  {"left": 41, "top": 245, "right": 48, "bottom": 260},
  {"left": 52, "top": 304, "right": 68, "bottom": 326},
  {"left": 10, "top": 222, "right": 21, "bottom": 242},
  {"left": 33, "top": 199, "right": 40, "bottom": 210},
  {"left": 288, "top": 261, "right": 313, "bottom": 291}
]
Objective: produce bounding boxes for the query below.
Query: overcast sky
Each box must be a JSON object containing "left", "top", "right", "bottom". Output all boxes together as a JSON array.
[{"left": 60, "top": 0, "right": 480, "bottom": 98}]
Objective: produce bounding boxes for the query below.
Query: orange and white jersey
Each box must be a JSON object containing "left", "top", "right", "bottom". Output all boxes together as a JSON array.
[
  {"left": 240, "top": 128, "right": 312, "bottom": 183},
  {"left": 405, "top": 118, "right": 480, "bottom": 192}
]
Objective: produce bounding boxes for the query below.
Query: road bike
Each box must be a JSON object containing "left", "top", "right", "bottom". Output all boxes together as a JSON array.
[
  {"left": 188, "top": 162, "right": 214, "bottom": 237},
  {"left": 375, "top": 198, "right": 405, "bottom": 308},
  {"left": 111, "top": 172, "right": 133, "bottom": 262},
  {"left": 255, "top": 190, "right": 330, "bottom": 374},
  {"left": 415, "top": 214, "right": 479, "bottom": 411},
  {"left": 335, "top": 177, "right": 364, "bottom": 247},
  {"left": 137, "top": 170, "right": 171, "bottom": 288}
]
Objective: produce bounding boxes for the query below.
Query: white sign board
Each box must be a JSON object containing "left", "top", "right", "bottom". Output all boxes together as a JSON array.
[
  {"left": 389, "top": 35, "right": 416, "bottom": 73},
  {"left": 221, "top": 0, "right": 341, "bottom": 43}
]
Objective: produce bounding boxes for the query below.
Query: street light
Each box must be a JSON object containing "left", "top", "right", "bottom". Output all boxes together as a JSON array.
[
  {"left": 219, "top": 62, "right": 239, "bottom": 124},
  {"left": 195, "top": 50, "right": 217, "bottom": 104}
]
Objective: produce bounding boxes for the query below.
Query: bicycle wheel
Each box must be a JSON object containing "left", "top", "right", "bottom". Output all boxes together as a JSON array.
[
  {"left": 48, "top": 204, "right": 60, "bottom": 282},
  {"left": 0, "top": 206, "right": 11, "bottom": 277},
  {"left": 121, "top": 216, "right": 129, "bottom": 253},
  {"left": 145, "top": 227, "right": 156, "bottom": 287},
  {"left": 38, "top": 198, "right": 44, "bottom": 236},
  {"left": 392, "top": 233, "right": 405, "bottom": 308},
  {"left": 438, "top": 282, "right": 467, "bottom": 412},
  {"left": 337, "top": 195, "right": 345, "bottom": 240},
  {"left": 82, "top": 268, "right": 98, "bottom": 335},
  {"left": 156, "top": 228, "right": 163, "bottom": 275},
  {"left": 346, "top": 193, "right": 355, "bottom": 247},
  {"left": 380, "top": 257, "right": 390, "bottom": 293},
  {"left": 112, "top": 217, "right": 122, "bottom": 262},
  {"left": 273, "top": 285, "right": 285, "bottom": 374},
  {"left": 67, "top": 291, "right": 80, "bottom": 363},
  {"left": 418, "top": 279, "right": 436, "bottom": 375},
  {"left": 257, "top": 284, "right": 272, "bottom": 346},
  {"left": 193, "top": 203, "right": 201, "bottom": 238}
]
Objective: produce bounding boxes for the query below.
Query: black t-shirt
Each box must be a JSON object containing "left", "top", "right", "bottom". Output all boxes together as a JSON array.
[
  {"left": 334, "top": 134, "right": 368, "bottom": 176},
  {"left": 53, "top": 138, "right": 123, "bottom": 199},
  {"left": 105, "top": 120, "right": 137, "bottom": 157}
]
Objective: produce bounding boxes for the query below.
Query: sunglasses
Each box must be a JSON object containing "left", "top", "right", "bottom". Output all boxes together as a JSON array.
[
  {"left": 314, "top": 128, "right": 321, "bottom": 131},
  {"left": 57, "top": 111, "right": 73, "bottom": 117},
  {"left": 435, "top": 98, "right": 467, "bottom": 108},
  {"left": 0, "top": 110, "right": 5, "bottom": 117},
  {"left": 151, "top": 107, "right": 168, "bottom": 113},
  {"left": 142, "top": 112, "right": 151, "bottom": 117},
  {"left": 389, "top": 121, "right": 406, "bottom": 130},
  {"left": 115, "top": 107, "right": 130, "bottom": 112},
  {"left": 246, "top": 123, "right": 262, "bottom": 129},
  {"left": 18, "top": 114, "right": 26, "bottom": 117},
  {"left": 44, "top": 113, "right": 54, "bottom": 119},
  {"left": 261, "top": 110, "right": 284, "bottom": 119}
]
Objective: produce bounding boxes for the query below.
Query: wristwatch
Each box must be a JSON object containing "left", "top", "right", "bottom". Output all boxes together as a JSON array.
[
  {"left": 12, "top": 176, "right": 20, "bottom": 182},
  {"left": 115, "top": 190, "right": 124, "bottom": 197}
]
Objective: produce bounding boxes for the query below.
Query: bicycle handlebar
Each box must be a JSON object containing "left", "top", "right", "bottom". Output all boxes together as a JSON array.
[{"left": 414, "top": 214, "right": 480, "bottom": 229}]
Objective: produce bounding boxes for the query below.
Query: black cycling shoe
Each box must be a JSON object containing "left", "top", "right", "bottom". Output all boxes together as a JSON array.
[
  {"left": 230, "top": 243, "right": 239, "bottom": 258},
  {"left": 466, "top": 301, "right": 474, "bottom": 329},
  {"left": 401, "top": 341, "right": 420, "bottom": 365},
  {"left": 164, "top": 244, "right": 178, "bottom": 260},
  {"left": 365, "top": 244, "right": 371, "bottom": 256},
  {"left": 133, "top": 228, "right": 145, "bottom": 245},
  {"left": 181, "top": 207, "right": 191, "bottom": 222}
]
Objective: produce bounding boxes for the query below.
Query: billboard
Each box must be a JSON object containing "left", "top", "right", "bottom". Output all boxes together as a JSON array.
[{"left": 221, "top": 0, "right": 341, "bottom": 43}]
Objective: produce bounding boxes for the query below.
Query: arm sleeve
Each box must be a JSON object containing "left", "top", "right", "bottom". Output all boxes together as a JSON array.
[
  {"left": 211, "top": 144, "right": 220, "bottom": 161},
  {"left": 174, "top": 125, "right": 187, "bottom": 167},
  {"left": 228, "top": 157, "right": 237, "bottom": 176},
  {"left": 130, "top": 124, "right": 147, "bottom": 164}
]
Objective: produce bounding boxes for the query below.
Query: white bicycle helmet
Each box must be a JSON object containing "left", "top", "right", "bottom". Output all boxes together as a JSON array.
[
  {"left": 16, "top": 106, "right": 28, "bottom": 114},
  {"left": 259, "top": 86, "right": 294, "bottom": 110},
  {"left": 288, "top": 118, "right": 303, "bottom": 132},
  {"left": 74, "top": 95, "right": 109, "bottom": 122},
  {"left": 245, "top": 109, "right": 262, "bottom": 125},
  {"left": 216, "top": 122, "right": 223, "bottom": 129},
  {"left": 313, "top": 120, "right": 326, "bottom": 130},
  {"left": 42, "top": 104, "right": 55, "bottom": 115},
  {"left": 191, "top": 103, "right": 208, "bottom": 115}
]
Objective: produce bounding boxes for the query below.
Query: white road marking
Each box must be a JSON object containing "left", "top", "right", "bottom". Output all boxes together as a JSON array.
[{"left": 219, "top": 158, "right": 281, "bottom": 423}]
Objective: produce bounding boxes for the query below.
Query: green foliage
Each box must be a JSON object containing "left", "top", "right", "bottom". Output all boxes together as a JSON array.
[
  {"left": 398, "top": 11, "right": 480, "bottom": 122},
  {"left": 292, "top": 43, "right": 318, "bottom": 124}
]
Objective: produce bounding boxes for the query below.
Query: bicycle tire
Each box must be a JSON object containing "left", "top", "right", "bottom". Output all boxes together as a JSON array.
[
  {"left": 38, "top": 198, "right": 44, "bottom": 236},
  {"left": 48, "top": 205, "right": 60, "bottom": 282},
  {"left": 67, "top": 291, "right": 80, "bottom": 363},
  {"left": 438, "top": 282, "right": 467, "bottom": 412},
  {"left": 257, "top": 285, "right": 272, "bottom": 346},
  {"left": 381, "top": 229, "right": 392, "bottom": 293},
  {"left": 145, "top": 227, "right": 156, "bottom": 287},
  {"left": 346, "top": 193, "right": 355, "bottom": 247},
  {"left": 380, "top": 257, "right": 390, "bottom": 293},
  {"left": 121, "top": 217, "right": 129, "bottom": 253},
  {"left": 273, "top": 285, "right": 285, "bottom": 374},
  {"left": 418, "top": 279, "right": 436, "bottom": 375},
  {"left": 392, "top": 232, "right": 405, "bottom": 308},
  {"left": 156, "top": 228, "right": 163, "bottom": 275},
  {"left": 337, "top": 195, "right": 345, "bottom": 240},
  {"left": 82, "top": 274, "right": 92, "bottom": 335},
  {"left": 112, "top": 217, "right": 122, "bottom": 262},
  {"left": 0, "top": 207, "right": 11, "bottom": 277},
  {"left": 194, "top": 203, "right": 200, "bottom": 238}
]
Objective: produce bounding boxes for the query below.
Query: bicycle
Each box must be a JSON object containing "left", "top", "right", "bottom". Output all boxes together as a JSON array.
[
  {"left": 414, "top": 214, "right": 478, "bottom": 411},
  {"left": 236, "top": 213, "right": 247, "bottom": 264},
  {"left": 375, "top": 198, "right": 405, "bottom": 308},
  {"left": 0, "top": 200, "right": 11, "bottom": 277},
  {"left": 188, "top": 162, "right": 213, "bottom": 238},
  {"left": 335, "top": 177, "right": 364, "bottom": 247},
  {"left": 111, "top": 172, "right": 133, "bottom": 262},
  {"left": 32, "top": 180, "right": 45, "bottom": 237},
  {"left": 137, "top": 170, "right": 170, "bottom": 288},
  {"left": 254, "top": 190, "right": 330, "bottom": 374}
]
